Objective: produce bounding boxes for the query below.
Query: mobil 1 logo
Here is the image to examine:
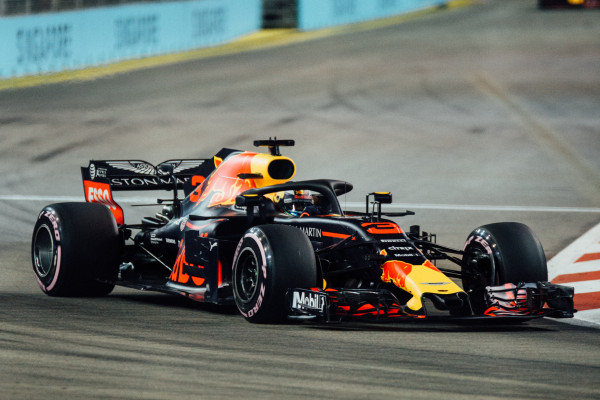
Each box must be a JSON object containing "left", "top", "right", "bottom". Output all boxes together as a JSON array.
[{"left": 291, "top": 289, "right": 326, "bottom": 315}]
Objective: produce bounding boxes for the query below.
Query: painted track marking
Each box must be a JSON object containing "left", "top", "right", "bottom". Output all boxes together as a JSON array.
[{"left": 549, "top": 223, "right": 600, "bottom": 326}]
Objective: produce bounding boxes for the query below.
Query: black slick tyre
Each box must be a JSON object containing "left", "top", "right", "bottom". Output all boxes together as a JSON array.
[
  {"left": 461, "top": 222, "right": 548, "bottom": 313},
  {"left": 232, "top": 224, "right": 317, "bottom": 323},
  {"left": 31, "top": 202, "right": 120, "bottom": 296}
]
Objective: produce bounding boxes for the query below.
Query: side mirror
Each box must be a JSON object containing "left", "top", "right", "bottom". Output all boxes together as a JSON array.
[
  {"left": 366, "top": 192, "right": 393, "bottom": 221},
  {"left": 373, "top": 192, "right": 392, "bottom": 204}
]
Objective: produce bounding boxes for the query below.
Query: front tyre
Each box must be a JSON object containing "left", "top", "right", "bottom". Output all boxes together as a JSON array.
[
  {"left": 232, "top": 225, "right": 317, "bottom": 323},
  {"left": 461, "top": 222, "right": 548, "bottom": 313},
  {"left": 31, "top": 203, "right": 120, "bottom": 296}
]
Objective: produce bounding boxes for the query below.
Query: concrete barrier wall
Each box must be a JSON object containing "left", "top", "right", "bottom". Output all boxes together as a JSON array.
[
  {"left": 298, "top": 0, "right": 446, "bottom": 31},
  {"left": 0, "top": 0, "right": 261, "bottom": 78}
]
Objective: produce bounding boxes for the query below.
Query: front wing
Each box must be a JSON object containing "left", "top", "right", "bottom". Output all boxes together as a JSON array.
[{"left": 289, "top": 282, "right": 575, "bottom": 323}]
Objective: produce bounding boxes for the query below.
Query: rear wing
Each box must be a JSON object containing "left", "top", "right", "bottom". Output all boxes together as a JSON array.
[
  {"left": 81, "top": 148, "right": 238, "bottom": 224},
  {"left": 81, "top": 159, "right": 211, "bottom": 192}
]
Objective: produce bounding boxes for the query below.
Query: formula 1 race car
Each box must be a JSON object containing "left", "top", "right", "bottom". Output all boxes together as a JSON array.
[
  {"left": 31, "top": 139, "right": 575, "bottom": 323},
  {"left": 538, "top": 0, "right": 600, "bottom": 8}
]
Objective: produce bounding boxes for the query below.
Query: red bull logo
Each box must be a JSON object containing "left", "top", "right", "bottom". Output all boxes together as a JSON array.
[
  {"left": 381, "top": 260, "right": 413, "bottom": 289},
  {"left": 188, "top": 151, "right": 296, "bottom": 210},
  {"left": 423, "top": 259, "right": 440, "bottom": 272},
  {"left": 192, "top": 152, "right": 257, "bottom": 208},
  {"left": 381, "top": 258, "right": 464, "bottom": 311},
  {"left": 170, "top": 242, "right": 205, "bottom": 287}
]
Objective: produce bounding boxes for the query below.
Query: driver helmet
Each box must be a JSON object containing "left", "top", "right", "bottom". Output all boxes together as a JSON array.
[{"left": 275, "top": 190, "right": 313, "bottom": 216}]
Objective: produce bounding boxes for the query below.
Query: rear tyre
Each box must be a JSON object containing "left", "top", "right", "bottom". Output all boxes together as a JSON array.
[
  {"left": 461, "top": 222, "right": 547, "bottom": 313},
  {"left": 31, "top": 203, "right": 120, "bottom": 296},
  {"left": 232, "top": 225, "right": 317, "bottom": 323}
]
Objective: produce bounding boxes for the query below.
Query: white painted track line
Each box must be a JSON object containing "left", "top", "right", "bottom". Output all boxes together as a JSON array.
[{"left": 549, "top": 222, "right": 600, "bottom": 327}]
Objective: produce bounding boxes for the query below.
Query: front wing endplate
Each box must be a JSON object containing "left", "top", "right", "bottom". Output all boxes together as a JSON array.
[{"left": 483, "top": 282, "right": 575, "bottom": 318}]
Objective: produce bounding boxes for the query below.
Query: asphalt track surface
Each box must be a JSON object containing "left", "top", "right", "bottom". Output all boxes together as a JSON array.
[{"left": 1, "top": 1, "right": 599, "bottom": 399}]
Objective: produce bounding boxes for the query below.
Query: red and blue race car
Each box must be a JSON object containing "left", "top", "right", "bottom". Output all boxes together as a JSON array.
[{"left": 31, "top": 139, "right": 575, "bottom": 323}]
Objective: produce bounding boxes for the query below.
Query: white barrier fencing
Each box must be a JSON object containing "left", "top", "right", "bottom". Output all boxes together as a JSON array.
[
  {"left": 1, "top": 0, "right": 450, "bottom": 79},
  {"left": 0, "top": 0, "right": 261, "bottom": 78}
]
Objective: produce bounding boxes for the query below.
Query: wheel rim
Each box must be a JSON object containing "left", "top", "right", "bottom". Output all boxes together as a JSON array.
[
  {"left": 463, "top": 246, "right": 501, "bottom": 314},
  {"left": 235, "top": 248, "right": 260, "bottom": 304},
  {"left": 463, "top": 249, "right": 487, "bottom": 290},
  {"left": 33, "top": 224, "right": 55, "bottom": 278}
]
